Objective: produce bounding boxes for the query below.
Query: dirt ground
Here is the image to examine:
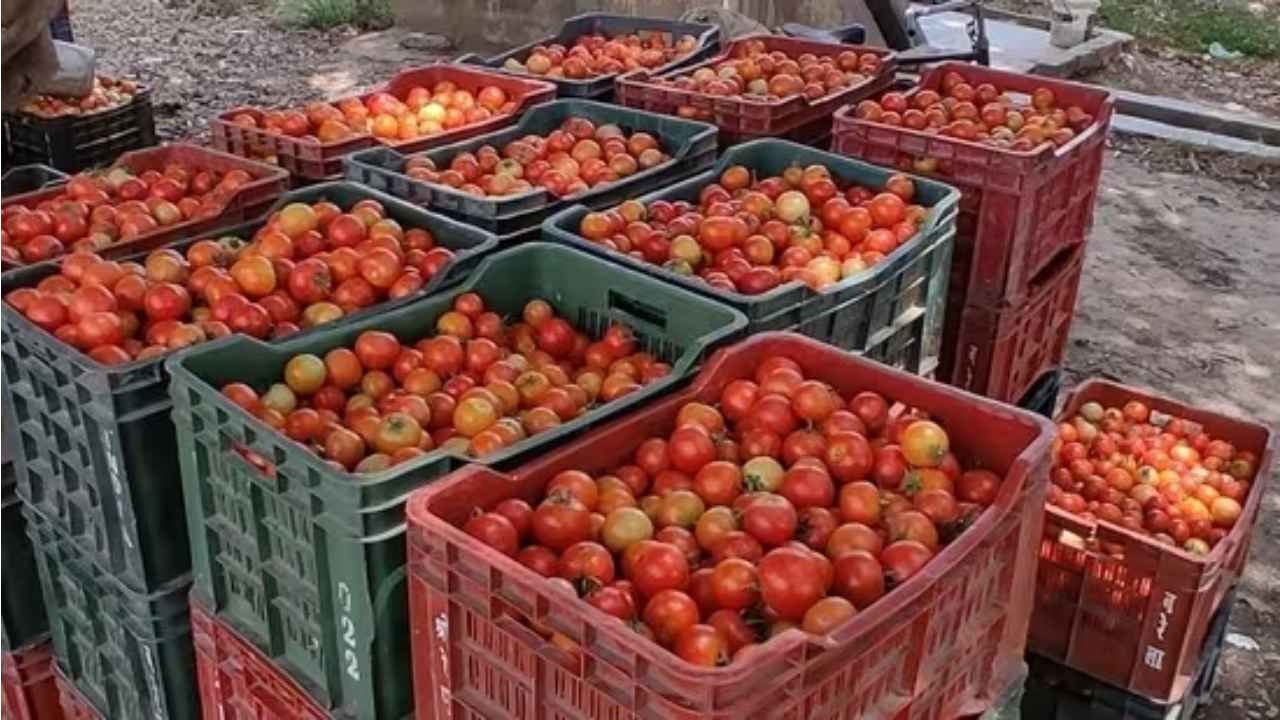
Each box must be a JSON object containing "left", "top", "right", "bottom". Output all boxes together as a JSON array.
[{"left": 61, "top": 0, "right": 1280, "bottom": 717}]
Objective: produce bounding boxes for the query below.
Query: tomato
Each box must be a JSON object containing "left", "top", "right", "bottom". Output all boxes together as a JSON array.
[
  {"left": 559, "top": 541, "right": 616, "bottom": 589},
  {"left": 744, "top": 394, "right": 798, "bottom": 437},
  {"left": 708, "top": 609, "right": 757, "bottom": 654},
  {"left": 692, "top": 461, "right": 743, "bottom": 506},
  {"left": 832, "top": 550, "right": 885, "bottom": 609},
  {"left": 871, "top": 445, "right": 909, "bottom": 490},
  {"left": 899, "top": 420, "right": 949, "bottom": 468},
  {"left": 354, "top": 331, "right": 400, "bottom": 370},
  {"left": 913, "top": 488, "right": 959, "bottom": 525},
  {"left": 323, "top": 427, "right": 366, "bottom": 470},
  {"left": 548, "top": 470, "right": 599, "bottom": 511},
  {"left": 628, "top": 541, "right": 690, "bottom": 598},
  {"left": 792, "top": 381, "right": 839, "bottom": 423},
  {"left": 284, "top": 353, "right": 327, "bottom": 395},
  {"left": 463, "top": 512, "right": 519, "bottom": 556},
  {"left": 825, "top": 431, "right": 873, "bottom": 483},
  {"left": 143, "top": 283, "right": 191, "bottom": 322},
  {"left": 585, "top": 584, "right": 636, "bottom": 620},
  {"left": 781, "top": 429, "right": 826, "bottom": 466},
  {"left": 373, "top": 412, "right": 424, "bottom": 454},
  {"left": 667, "top": 426, "right": 716, "bottom": 475},
  {"left": 710, "top": 530, "right": 763, "bottom": 564},
  {"left": 674, "top": 624, "right": 728, "bottom": 667},
  {"left": 720, "top": 379, "right": 759, "bottom": 422},
  {"left": 742, "top": 456, "right": 784, "bottom": 492},
  {"left": 757, "top": 547, "right": 827, "bottom": 621},
  {"left": 532, "top": 493, "right": 592, "bottom": 552},
  {"left": 881, "top": 540, "right": 932, "bottom": 586},
  {"left": 740, "top": 493, "right": 797, "bottom": 547},
  {"left": 779, "top": 464, "right": 834, "bottom": 510},
  {"left": 643, "top": 589, "right": 700, "bottom": 647},
  {"left": 801, "top": 596, "right": 856, "bottom": 635},
  {"left": 836, "top": 481, "right": 881, "bottom": 526},
  {"left": 709, "top": 558, "right": 759, "bottom": 611},
  {"left": 600, "top": 507, "right": 654, "bottom": 553},
  {"left": 517, "top": 546, "right": 560, "bottom": 577},
  {"left": 848, "top": 391, "right": 889, "bottom": 434}
]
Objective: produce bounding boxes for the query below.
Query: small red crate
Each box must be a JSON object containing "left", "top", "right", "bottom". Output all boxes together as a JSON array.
[
  {"left": 210, "top": 65, "right": 555, "bottom": 181},
  {"left": 617, "top": 35, "right": 895, "bottom": 137},
  {"left": 190, "top": 594, "right": 330, "bottom": 720},
  {"left": 1030, "top": 380, "right": 1275, "bottom": 704},
  {"left": 50, "top": 665, "right": 99, "bottom": 720},
  {"left": 1, "top": 144, "right": 288, "bottom": 267},
  {"left": 2, "top": 642, "right": 63, "bottom": 720},
  {"left": 942, "top": 244, "right": 1085, "bottom": 404},
  {"left": 406, "top": 332, "right": 1054, "bottom": 720},
  {"left": 832, "top": 62, "right": 1112, "bottom": 307}
]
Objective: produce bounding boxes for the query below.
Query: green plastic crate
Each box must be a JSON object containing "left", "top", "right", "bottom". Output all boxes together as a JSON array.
[
  {"left": 344, "top": 99, "right": 717, "bottom": 237},
  {"left": 543, "top": 138, "right": 961, "bottom": 376},
  {"left": 165, "top": 241, "right": 745, "bottom": 719},
  {"left": 0, "top": 182, "right": 497, "bottom": 597},
  {"left": 25, "top": 506, "right": 196, "bottom": 720},
  {"left": 2, "top": 467, "right": 48, "bottom": 651}
]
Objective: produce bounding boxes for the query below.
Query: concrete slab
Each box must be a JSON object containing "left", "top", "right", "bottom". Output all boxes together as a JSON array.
[
  {"left": 1113, "top": 115, "right": 1280, "bottom": 161},
  {"left": 1108, "top": 88, "right": 1280, "bottom": 146},
  {"left": 915, "top": 11, "right": 1131, "bottom": 78}
]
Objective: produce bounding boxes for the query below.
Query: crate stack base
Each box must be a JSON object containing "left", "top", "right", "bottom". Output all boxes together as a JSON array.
[
  {"left": 2, "top": 642, "right": 63, "bottom": 720},
  {"left": 407, "top": 333, "right": 1054, "bottom": 720},
  {"left": 832, "top": 62, "right": 1113, "bottom": 403},
  {"left": 2, "top": 88, "right": 157, "bottom": 173},
  {"left": 1023, "top": 587, "right": 1234, "bottom": 720},
  {"left": 26, "top": 506, "right": 196, "bottom": 720},
  {"left": 544, "top": 139, "right": 960, "bottom": 377},
  {"left": 1031, "top": 379, "right": 1275, "bottom": 704},
  {"left": 167, "top": 242, "right": 744, "bottom": 720}
]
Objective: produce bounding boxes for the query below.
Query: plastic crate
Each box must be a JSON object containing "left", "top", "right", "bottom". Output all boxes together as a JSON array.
[
  {"left": 0, "top": 180, "right": 495, "bottom": 595},
  {"left": 51, "top": 664, "right": 99, "bottom": 720},
  {"left": 344, "top": 99, "right": 717, "bottom": 236},
  {"left": 166, "top": 242, "right": 745, "bottom": 720},
  {"left": 941, "top": 243, "right": 1084, "bottom": 404},
  {"left": 543, "top": 138, "right": 960, "bottom": 376},
  {"left": 211, "top": 65, "right": 555, "bottom": 182},
  {"left": 2, "top": 88, "right": 158, "bottom": 173},
  {"left": 2, "top": 474, "right": 48, "bottom": 651},
  {"left": 1017, "top": 367, "right": 1061, "bottom": 419},
  {"left": 832, "top": 62, "right": 1113, "bottom": 308},
  {"left": 406, "top": 332, "right": 1055, "bottom": 720},
  {"left": 1023, "top": 586, "right": 1235, "bottom": 719},
  {"left": 1, "top": 164, "right": 68, "bottom": 197},
  {"left": 617, "top": 35, "right": 896, "bottom": 137},
  {"left": 1, "top": 144, "right": 289, "bottom": 268},
  {"left": 2, "top": 642, "right": 63, "bottom": 720},
  {"left": 1031, "top": 380, "right": 1275, "bottom": 703},
  {"left": 191, "top": 593, "right": 331, "bottom": 720},
  {"left": 457, "top": 12, "right": 720, "bottom": 100},
  {"left": 26, "top": 507, "right": 196, "bottom": 720}
]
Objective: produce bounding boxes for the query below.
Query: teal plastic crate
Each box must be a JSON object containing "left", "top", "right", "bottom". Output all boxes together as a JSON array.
[
  {"left": 544, "top": 138, "right": 961, "bottom": 375},
  {"left": 1, "top": 182, "right": 497, "bottom": 596},
  {"left": 456, "top": 12, "right": 720, "bottom": 99},
  {"left": 344, "top": 99, "right": 717, "bottom": 238},
  {"left": 25, "top": 506, "right": 196, "bottom": 720},
  {"left": 165, "top": 241, "right": 745, "bottom": 719}
]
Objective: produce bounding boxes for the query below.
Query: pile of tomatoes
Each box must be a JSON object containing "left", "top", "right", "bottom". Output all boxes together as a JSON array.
[
  {"left": 852, "top": 69, "right": 1094, "bottom": 157},
  {"left": 576, "top": 163, "right": 924, "bottom": 294},
  {"left": 1049, "top": 399, "right": 1258, "bottom": 556},
  {"left": 221, "top": 294, "right": 666, "bottom": 470},
  {"left": 458, "top": 355, "right": 1002, "bottom": 666},
  {"left": 230, "top": 80, "right": 517, "bottom": 146},
  {"left": 4, "top": 197, "right": 456, "bottom": 365},
  {"left": 16, "top": 76, "right": 140, "bottom": 118},
  {"left": 403, "top": 117, "right": 669, "bottom": 198},
  {"left": 647, "top": 40, "right": 884, "bottom": 120},
  {"left": 505, "top": 31, "right": 701, "bottom": 79},
  {"left": 1, "top": 163, "right": 256, "bottom": 264}
]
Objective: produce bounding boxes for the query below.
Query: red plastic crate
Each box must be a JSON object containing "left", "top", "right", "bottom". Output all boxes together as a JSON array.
[
  {"left": 617, "top": 35, "right": 896, "bottom": 137},
  {"left": 1030, "top": 380, "right": 1276, "bottom": 704},
  {"left": 406, "top": 332, "right": 1055, "bottom": 720},
  {"left": 2, "top": 642, "right": 63, "bottom": 720},
  {"left": 832, "top": 62, "right": 1112, "bottom": 308},
  {"left": 1, "top": 143, "right": 288, "bottom": 267},
  {"left": 942, "top": 244, "right": 1085, "bottom": 404},
  {"left": 190, "top": 594, "right": 330, "bottom": 720},
  {"left": 50, "top": 665, "right": 99, "bottom": 720},
  {"left": 210, "top": 65, "right": 555, "bottom": 181}
]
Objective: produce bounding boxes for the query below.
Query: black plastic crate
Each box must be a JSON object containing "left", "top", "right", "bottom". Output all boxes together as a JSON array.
[
  {"left": 2, "top": 467, "right": 48, "bottom": 651},
  {"left": 25, "top": 506, "right": 196, "bottom": 720},
  {"left": 1022, "top": 586, "right": 1235, "bottom": 720},
  {"left": 2, "top": 89, "right": 157, "bottom": 173},
  {"left": 1017, "top": 367, "right": 1061, "bottom": 419},
  {"left": 0, "top": 164, "right": 67, "bottom": 197}
]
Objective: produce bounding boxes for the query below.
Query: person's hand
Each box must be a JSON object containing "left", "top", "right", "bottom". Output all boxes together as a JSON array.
[{"left": 2, "top": 0, "right": 67, "bottom": 110}]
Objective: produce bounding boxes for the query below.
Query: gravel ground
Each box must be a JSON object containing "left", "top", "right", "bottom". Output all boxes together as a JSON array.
[{"left": 52, "top": 1, "right": 1280, "bottom": 718}]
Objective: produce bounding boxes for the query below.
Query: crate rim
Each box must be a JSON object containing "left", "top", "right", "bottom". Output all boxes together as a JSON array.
[
  {"left": 1049, "top": 377, "right": 1276, "bottom": 568},
  {"left": 165, "top": 240, "right": 748, "bottom": 488},
  {"left": 349, "top": 98, "right": 718, "bottom": 216},
  {"left": 543, "top": 136, "right": 961, "bottom": 306},
  {"left": 408, "top": 330, "right": 1055, "bottom": 677},
  {"left": 831, "top": 60, "right": 1115, "bottom": 164}
]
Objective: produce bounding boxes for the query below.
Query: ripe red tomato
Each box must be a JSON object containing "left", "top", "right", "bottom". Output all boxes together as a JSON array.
[
  {"left": 532, "top": 493, "right": 592, "bottom": 552},
  {"left": 758, "top": 546, "right": 827, "bottom": 621},
  {"left": 463, "top": 512, "right": 519, "bottom": 556},
  {"left": 627, "top": 540, "right": 690, "bottom": 598},
  {"left": 740, "top": 493, "right": 797, "bottom": 547},
  {"left": 643, "top": 589, "right": 700, "bottom": 647},
  {"left": 710, "top": 558, "right": 759, "bottom": 611}
]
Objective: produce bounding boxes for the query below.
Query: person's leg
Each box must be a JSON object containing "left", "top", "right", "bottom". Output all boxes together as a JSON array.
[{"left": 49, "top": 1, "right": 73, "bottom": 42}]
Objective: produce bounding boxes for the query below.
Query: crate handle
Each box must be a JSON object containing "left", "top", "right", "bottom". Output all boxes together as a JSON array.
[{"left": 606, "top": 289, "right": 668, "bottom": 332}]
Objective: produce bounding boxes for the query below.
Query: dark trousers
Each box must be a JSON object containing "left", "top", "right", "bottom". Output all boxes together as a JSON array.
[{"left": 50, "top": 3, "right": 73, "bottom": 42}]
